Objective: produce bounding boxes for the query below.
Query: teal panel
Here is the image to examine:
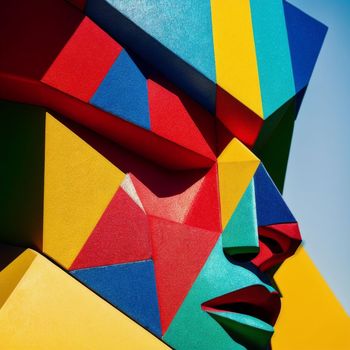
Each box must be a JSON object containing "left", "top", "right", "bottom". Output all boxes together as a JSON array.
[
  {"left": 106, "top": 0, "right": 216, "bottom": 82},
  {"left": 222, "top": 181, "right": 259, "bottom": 256},
  {"left": 164, "top": 236, "right": 275, "bottom": 350},
  {"left": 250, "top": 0, "right": 295, "bottom": 118}
]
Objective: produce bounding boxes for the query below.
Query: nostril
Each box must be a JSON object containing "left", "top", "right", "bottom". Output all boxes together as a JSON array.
[
  {"left": 252, "top": 223, "right": 302, "bottom": 272},
  {"left": 258, "top": 235, "right": 283, "bottom": 254}
]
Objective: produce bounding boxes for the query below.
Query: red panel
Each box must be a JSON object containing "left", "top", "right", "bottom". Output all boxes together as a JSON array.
[
  {"left": 216, "top": 86, "right": 263, "bottom": 148},
  {"left": 42, "top": 17, "right": 122, "bottom": 102},
  {"left": 148, "top": 79, "right": 216, "bottom": 162},
  {"left": 185, "top": 165, "right": 222, "bottom": 232},
  {"left": 149, "top": 217, "right": 220, "bottom": 334},
  {"left": 70, "top": 187, "right": 151, "bottom": 270},
  {"left": 0, "top": 71, "right": 214, "bottom": 170}
]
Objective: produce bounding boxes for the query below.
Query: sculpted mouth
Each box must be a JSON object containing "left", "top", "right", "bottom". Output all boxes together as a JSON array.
[{"left": 201, "top": 285, "right": 280, "bottom": 350}]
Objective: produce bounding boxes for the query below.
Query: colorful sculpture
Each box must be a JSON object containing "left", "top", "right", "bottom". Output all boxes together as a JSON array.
[{"left": 2, "top": 1, "right": 346, "bottom": 350}]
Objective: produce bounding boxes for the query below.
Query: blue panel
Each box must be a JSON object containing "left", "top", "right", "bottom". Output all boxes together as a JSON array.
[
  {"left": 71, "top": 260, "right": 162, "bottom": 336},
  {"left": 90, "top": 50, "right": 151, "bottom": 129},
  {"left": 254, "top": 164, "right": 295, "bottom": 226},
  {"left": 250, "top": 0, "right": 295, "bottom": 118},
  {"left": 283, "top": 1, "right": 328, "bottom": 94}
]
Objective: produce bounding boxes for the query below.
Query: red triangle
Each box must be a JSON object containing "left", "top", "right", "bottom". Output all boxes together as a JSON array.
[
  {"left": 70, "top": 187, "right": 151, "bottom": 270},
  {"left": 185, "top": 165, "right": 222, "bottom": 232},
  {"left": 148, "top": 79, "right": 216, "bottom": 161},
  {"left": 149, "top": 216, "right": 220, "bottom": 334}
]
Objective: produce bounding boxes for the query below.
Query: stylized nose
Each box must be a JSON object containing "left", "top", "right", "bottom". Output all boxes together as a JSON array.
[{"left": 222, "top": 181, "right": 260, "bottom": 260}]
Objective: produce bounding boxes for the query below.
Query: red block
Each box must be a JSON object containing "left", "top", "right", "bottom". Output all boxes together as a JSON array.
[
  {"left": 148, "top": 79, "right": 216, "bottom": 161},
  {"left": 42, "top": 17, "right": 122, "bottom": 102},
  {"left": 149, "top": 217, "right": 220, "bottom": 334},
  {"left": 216, "top": 86, "right": 263, "bottom": 148},
  {"left": 185, "top": 165, "right": 222, "bottom": 232},
  {"left": 70, "top": 187, "right": 151, "bottom": 270}
]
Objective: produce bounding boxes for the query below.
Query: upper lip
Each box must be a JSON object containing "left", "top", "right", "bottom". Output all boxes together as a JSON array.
[{"left": 201, "top": 285, "right": 280, "bottom": 326}]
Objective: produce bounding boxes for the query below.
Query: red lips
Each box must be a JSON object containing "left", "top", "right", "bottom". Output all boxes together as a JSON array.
[{"left": 201, "top": 285, "right": 281, "bottom": 326}]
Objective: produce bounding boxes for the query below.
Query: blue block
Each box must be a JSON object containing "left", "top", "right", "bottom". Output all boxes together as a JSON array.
[
  {"left": 254, "top": 164, "right": 296, "bottom": 226},
  {"left": 90, "top": 49, "right": 151, "bottom": 129},
  {"left": 71, "top": 260, "right": 162, "bottom": 336},
  {"left": 284, "top": 1, "right": 328, "bottom": 94}
]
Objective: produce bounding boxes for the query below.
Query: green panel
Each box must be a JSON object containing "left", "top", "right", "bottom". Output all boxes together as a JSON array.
[
  {"left": 253, "top": 89, "right": 306, "bottom": 192},
  {"left": 208, "top": 310, "right": 273, "bottom": 350},
  {"left": 0, "top": 100, "right": 45, "bottom": 249}
]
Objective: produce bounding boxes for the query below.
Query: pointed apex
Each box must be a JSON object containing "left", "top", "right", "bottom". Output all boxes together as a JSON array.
[
  {"left": 218, "top": 138, "right": 260, "bottom": 164},
  {"left": 218, "top": 140, "right": 260, "bottom": 228},
  {"left": 121, "top": 174, "right": 145, "bottom": 212}
]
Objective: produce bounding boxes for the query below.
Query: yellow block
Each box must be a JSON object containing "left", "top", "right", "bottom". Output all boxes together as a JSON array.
[
  {"left": 0, "top": 249, "right": 170, "bottom": 350},
  {"left": 0, "top": 248, "right": 36, "bottom": 309},
  {"left": 218, "top": 138, "right": 260, "bottom": 228},
  {"left": 43, "top": 114, "right": 125, "bottom": 268},
  {"left": 211, "top": 0, "right": 263, "bottom": 117},
  {"left": 273, "top": 247, "right": 350, "bottom": 350}
]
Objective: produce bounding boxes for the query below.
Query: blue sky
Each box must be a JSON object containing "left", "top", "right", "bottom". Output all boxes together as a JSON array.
[{"left": 285, "top": 0, "right": 350, "bottom": 314}]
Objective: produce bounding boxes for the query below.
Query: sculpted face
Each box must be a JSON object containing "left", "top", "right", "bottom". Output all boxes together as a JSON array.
[
  {"left": 0, "top": 1, "right": 326, "bottom": 349},
  {"left": 66, "top": 135, "right": 301, "bottom": 350}
]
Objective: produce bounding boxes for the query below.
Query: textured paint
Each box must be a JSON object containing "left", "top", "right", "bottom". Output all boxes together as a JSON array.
[
  {"left": 273, "top": 247, "right": 350, "bottom": 349},
  {"left": 164, "top": 236, "right": 274, "bottom": 350},
  {"left": 70, "top": 187, "right": 151, "bottom": 269},
  {"left": 254, "top": 165, "right": 295, "bottom": 226},
  {"left": 43, "top": 114, "right": 124, "bottom": 268},
  {"left": 105, "top": 0, "right": 216, "bottom": 82},
  {"left": 42, "top": 17, "right": 122, "bottom": 101},
  {"left": 91, "top": 50, "right": 151, "bottom": 129},
  {"left": 218, "top": 139, "right": 260, "bottom": 228},
  {"left": 250, "top": 0, "right": 295, "bottom": 118},
  {"left": 283, "top": 2, "right": 327, "bottom": 94},
  {"left": 211, "top": 0, "right": 263, "bottom": 117},
  {"left": 71, "top": 260, "right": 162, "bottom": 336},
  {"left": 0, "top": 249, "right": 169, "bottom": 349},
  {"left": 222, "top": 181, "right": 259, "bottom": 256},
  {"left": 149, "top": 217, "right": 220, "bottom": 334}
]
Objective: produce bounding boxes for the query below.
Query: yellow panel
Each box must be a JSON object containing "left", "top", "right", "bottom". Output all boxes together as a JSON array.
[
  {"left": 218, "top": 138, "right": 260, "bottom": 228},
  {"left": 273, "top": 247, "right": 350, "bottom": 349},
  {"left": 211, "top": 0, "right": 263, "bottom": 117},
  {"left": 43, "top": 114, "right": 125, "bottom": 268},
  {"left": 0, "top": 249, "right": 35, "bottom": 308},
  {"left": 0, "top": 249, "right": 170, "bottom": 350}
]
